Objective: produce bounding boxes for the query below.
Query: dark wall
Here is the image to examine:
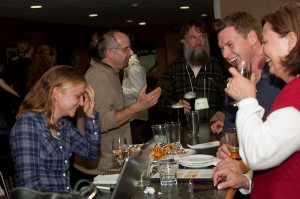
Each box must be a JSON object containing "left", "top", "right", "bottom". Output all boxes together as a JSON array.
[{"left": 0, "top": 16, "right": 219, "bottom": 78}]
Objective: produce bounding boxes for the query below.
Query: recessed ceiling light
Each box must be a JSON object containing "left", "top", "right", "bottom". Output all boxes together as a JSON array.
[
  {"left": 180, "top": 6, "right": 190, "bottom": 10},
  {"left": 125, "top": 19, "right": 133, "bottom": 23},
  {"left": 30, "top": 5, "right": 42, "bottom": 9},
  {"left": 139, "top": 22, "right": 146, "bottom": 26},
  {"left": 201, "top": 14, "right": 208, "bottom": 17},
  {"left": 131, "top": 3, "right": 139, "bottom": 8},
  {"left": 89, "top": 14, "right": 98, "bottom": 17}
]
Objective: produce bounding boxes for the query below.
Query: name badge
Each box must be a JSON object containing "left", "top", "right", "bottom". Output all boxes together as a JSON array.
[{"left": 195, "top": 98, "right": 209, "bottom": 110}]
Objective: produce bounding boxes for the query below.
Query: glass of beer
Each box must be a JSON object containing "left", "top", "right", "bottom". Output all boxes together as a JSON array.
[
  {"left": 224, "top": 128, "right": 241, "bottom": 160},
  {"left": 184, "top": 91, "right": 196, "bottom": 111},
  {"left": 171, "top": 103, "right": 185, "bottom": 125}
]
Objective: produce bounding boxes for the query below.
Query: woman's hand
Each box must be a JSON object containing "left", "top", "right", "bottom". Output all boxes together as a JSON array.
[
  {"left": 225, "top": 67, "right": 256, "bottom": 101},
  {"left": 216, "top": 144, "right": 231, "bottom": 159},
  {"left": 83, "top": 85, "right": 95, "bottom": 117},
  {"left": 213, "top": 168, "right": 250, "bottom": 190},
  {"left": 213, "top": 157, "right": 248, "bottom": 174}
]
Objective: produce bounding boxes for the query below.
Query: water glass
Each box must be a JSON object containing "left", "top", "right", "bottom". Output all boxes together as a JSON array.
[
  {"left": 151, "top": 124, "right": 167, "bottom": 146},
  {"left": 158, "top": 157, "right": 179, "bottom": 186},
  {"left": 164, "top": 121, "right": 181, "bottom": 144},
  {"left": 185, "top": 111, "right": 200, "bottom": 137}
]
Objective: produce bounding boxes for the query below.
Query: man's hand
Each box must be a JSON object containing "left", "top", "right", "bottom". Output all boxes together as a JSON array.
[
  {"left": 178, "top": 99, "right": 191, "bottom": 113},
  {"left": 134, "top": 85, "right": 161, "bottom": 111},
  {"left": 210, "top": 120, "right": 224, "bottom": 134},
  {"left": 210, "top": 111, "right": 225, "bottom": 123}
]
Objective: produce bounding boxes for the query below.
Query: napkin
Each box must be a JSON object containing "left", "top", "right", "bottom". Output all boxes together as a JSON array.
[
  {"left": 187, "top": 141, "right": 220, "bottom": 149},
  {"left": 93, "top": 174, "right": 119, "bottom": 185}
]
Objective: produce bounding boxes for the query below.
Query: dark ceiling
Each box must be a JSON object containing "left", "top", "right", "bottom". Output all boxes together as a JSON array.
[{"left": 0, "top": 0, "right": 214, "bottom": 28}]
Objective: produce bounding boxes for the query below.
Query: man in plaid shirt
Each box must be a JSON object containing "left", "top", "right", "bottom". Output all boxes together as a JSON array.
[{"left": 157, "top": 19, "right": 229, "bottom": 121}]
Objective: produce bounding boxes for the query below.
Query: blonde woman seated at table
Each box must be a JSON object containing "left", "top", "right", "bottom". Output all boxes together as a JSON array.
[
  {"left": 10, "top": 65, "right": 101, "bottom": 192},
  {"left": 213, "top": 2, "right": 300, "bottom": 198}
]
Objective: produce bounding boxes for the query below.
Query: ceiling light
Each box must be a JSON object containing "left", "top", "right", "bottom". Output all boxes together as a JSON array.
[
  {"left": 201, "top": 14, "right": 208, "bottom": 17},
  {"left": 89, "top": 14, "right": 98, "bottom": 17},
  {"left": 30, "top": 5, "right": 42, "bottom": 9},
  {"left": 125, "top": 19, "right": 133, "bottom": 23},
  {"left": 180, "top": 6, "right": 190, "bottom": 10},
  {"left": 131, "top": 3, "right": 139, "bottom": 8},
  {"left": 139, "top": 22, "right": 146, "bottom": 26}
]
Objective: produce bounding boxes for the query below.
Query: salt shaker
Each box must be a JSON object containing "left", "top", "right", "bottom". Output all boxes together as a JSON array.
[{"left": 188, "top": 179, "right": 194, "bottom": 193}]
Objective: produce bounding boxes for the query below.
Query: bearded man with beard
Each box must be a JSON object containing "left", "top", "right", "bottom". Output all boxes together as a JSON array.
[{"left": 157, "top": 19, "right": 229, "bottom": 121}]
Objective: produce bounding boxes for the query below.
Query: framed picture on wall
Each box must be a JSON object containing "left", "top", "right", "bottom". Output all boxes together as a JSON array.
[{"left": 5, "top": 47, "right": 18, "bottom": 65}]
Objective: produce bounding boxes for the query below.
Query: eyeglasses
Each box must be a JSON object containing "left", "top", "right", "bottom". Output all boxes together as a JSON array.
[
  {"left": 109, "top": 46, "right": 132, "bottom": 53},
  {"left": 186, "top": 34, "right": 207, "bottom": 41}
]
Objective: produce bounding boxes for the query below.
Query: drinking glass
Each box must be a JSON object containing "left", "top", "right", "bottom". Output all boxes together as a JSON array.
[
  {"left": 224, "top": 128, "right": 241, "bottom": 160},
  {"left": 112, "top": 137, "right": 129, "bottom": 167},
  {"left": 158, "top": 157, "right": 179, "bottom": 186},
  {"left": 229, "top": 60, "right": 252, "bottom": 106}
]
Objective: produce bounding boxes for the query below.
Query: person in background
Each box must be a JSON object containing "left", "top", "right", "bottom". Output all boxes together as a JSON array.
[
  {"left": 213, "top": 2, "right": 300, "bottom": 198},
  {"left": 0, "top": 60, "right": 19, "bottom": 129},
  {"left": 5, "top": 36, "right": 34, "bottom": 100},
  {"left": 89, "top": 31, "right": 103, "bottom": 60},
  {"left": 0, "top": 77, "right": 19, "bottom": 97},
  {"left": 26, "top": 45, "right": 57, "bottom": 91},
  {"left": 122, "top": 34, "right": 151, "bottom": 144},
  {"left": 157, "top": 19, "right": 229, "bottom": 122},
  {"left": 74, "top": 30, "right": 161, "bottom": 177},
  {"left": 2, "top": 36, "right": 34, "bottom": 118},
  {"left": 10, "top": 65, "right": 101, "bottom": 192}
]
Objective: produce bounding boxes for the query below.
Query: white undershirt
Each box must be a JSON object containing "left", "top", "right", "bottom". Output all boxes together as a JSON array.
[{"left": 191, "top": 66, "right": 201, "bottom": 77}]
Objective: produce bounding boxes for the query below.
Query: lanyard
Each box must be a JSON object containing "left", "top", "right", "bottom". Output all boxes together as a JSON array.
[{"left": 186, "top": 64, "right": 206, "bottom": 98}]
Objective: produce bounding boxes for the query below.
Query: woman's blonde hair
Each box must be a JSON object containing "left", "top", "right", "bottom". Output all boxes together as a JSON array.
[
  {"left": 17, "top": 65, "right": 86, "bottom": 130},
  {"left": 27, "top": 45, "right": 57, "bottom": 90}
]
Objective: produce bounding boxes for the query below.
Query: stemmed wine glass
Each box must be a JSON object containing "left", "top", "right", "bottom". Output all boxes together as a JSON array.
[
  {"left": 112, "top": 137, "right": 129, "bottom": 168},
  {"left": 229, "top": 60, "right": 252, "bottom": 106}
]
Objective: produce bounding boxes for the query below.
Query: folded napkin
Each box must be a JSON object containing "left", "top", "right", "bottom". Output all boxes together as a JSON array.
[
  {"left": 187, "top": 141, "right": 220, "bottom": 149},
  {"left": 93, "top": 174, "right": 119, "bottom": 185}
]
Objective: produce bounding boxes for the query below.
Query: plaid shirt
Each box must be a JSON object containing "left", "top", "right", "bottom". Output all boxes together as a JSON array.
[
  {"left": 10, "top": 111, "right": 101, "bottom": 192},
  {"left": 157, "top": 56, "right": 229, "bottom": 120}
]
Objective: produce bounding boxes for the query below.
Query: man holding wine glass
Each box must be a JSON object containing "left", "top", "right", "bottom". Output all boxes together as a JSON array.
[{"left": 210, "top": 11, "right": 284, "bottom": 195}]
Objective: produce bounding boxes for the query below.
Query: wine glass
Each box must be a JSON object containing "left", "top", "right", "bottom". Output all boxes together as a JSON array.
[
  {"left": 112, "top": 137, "right": 129, "bottom": 168},
  {"left": 229, "top": 60, "right": 252, "bottom": 106}
]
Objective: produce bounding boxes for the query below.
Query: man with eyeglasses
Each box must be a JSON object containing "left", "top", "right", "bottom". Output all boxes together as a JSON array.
[
  {"left": 73, "top": 30, "right": 161, "bottom": 180},
  {"left": 157, "top": 19, "right": 229, "bottom": 122}
]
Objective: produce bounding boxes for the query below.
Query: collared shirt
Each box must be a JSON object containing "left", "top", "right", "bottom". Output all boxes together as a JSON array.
[
  {"left": 122, "top": 54, "right": 148, "bottom": 121},
  {"left": 221, "top": 64, "right": 285, "bottom": 137},
  {"left": 10, "top": 111, "right": 101, "bottom": 192},
  {"left": 157, "top": 56, "right": 229, "bottom": 120}
]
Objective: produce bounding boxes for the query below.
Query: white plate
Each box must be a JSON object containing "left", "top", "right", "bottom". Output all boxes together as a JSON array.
[
  {"left": 179, "top": 154, "right": 216, "bottom": 164},
  {"left": 179, "top": 161, "right": 213, "bottom": 168},
  {"left": 176, "top": 148, "right": 196, "bottom": 157}
]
